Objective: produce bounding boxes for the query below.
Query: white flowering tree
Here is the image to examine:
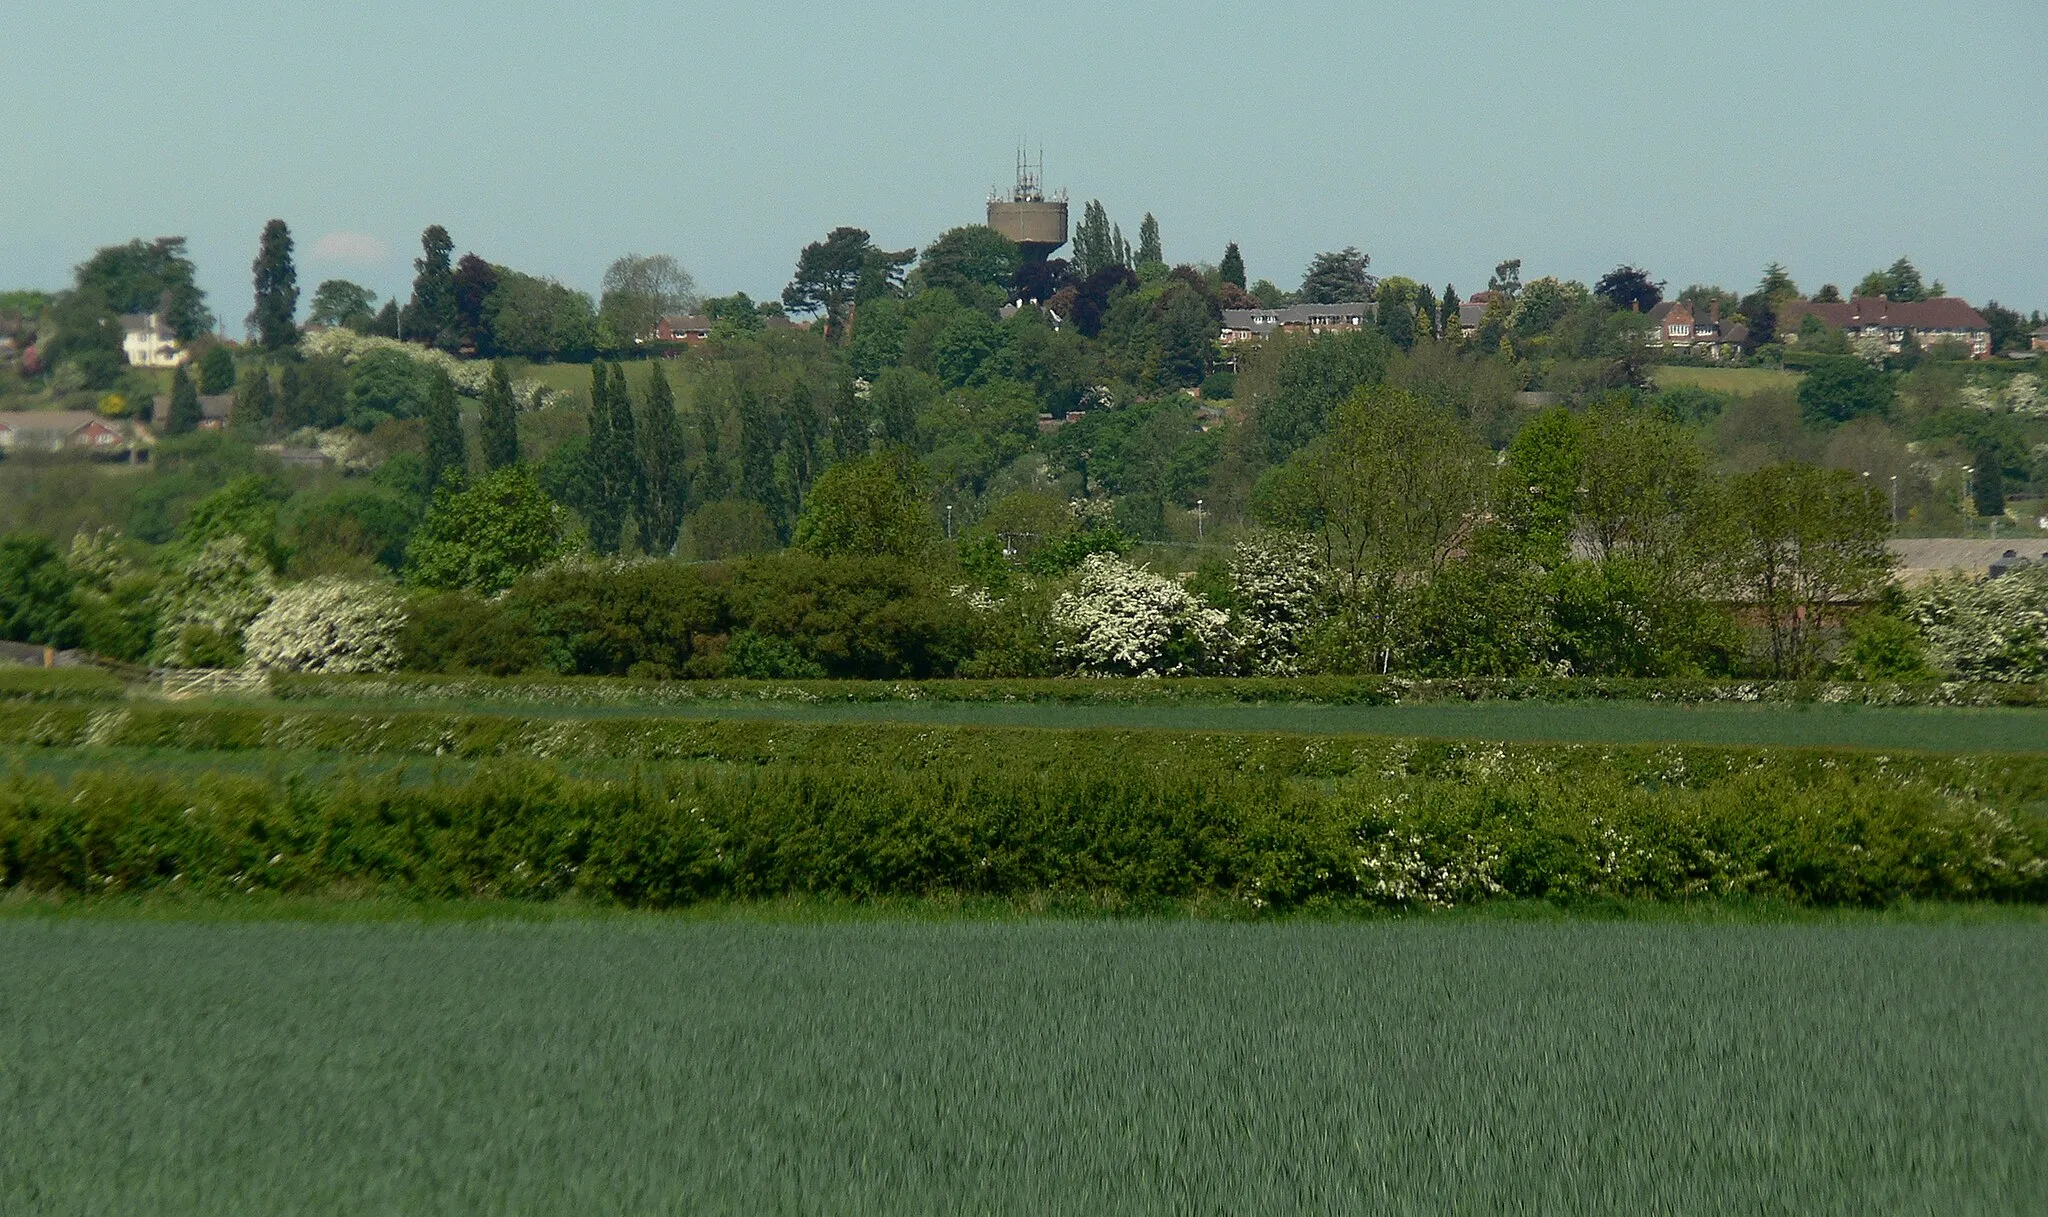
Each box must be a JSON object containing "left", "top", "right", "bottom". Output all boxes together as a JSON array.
[
  {"left": 1228, "top": 533, "right": 1324, "bottom": 676},
  {"left": 302, "top": 327, "right": 559, "bottom": 406},
  {"left": 1910, "top": 565, "right": 2048, "bottom": 682},
  {"left": 1050, "top": 554, "right": 1233, "bottom": 676},
  {"left": 243, "top": 578, "right": 408, "bottom": 673},
  {"left": 153, "top": 536, "right": 275, "bottom": 668}
]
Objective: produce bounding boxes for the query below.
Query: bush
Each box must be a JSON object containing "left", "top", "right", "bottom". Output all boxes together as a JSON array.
[
  {"left": 725, "top": 552, "right": 977, "bottom": 679},
  {"left": 243, "top": 578, "right": 407, "bottom": 673},
  {"left": 500, "top": 559, "right": 726, "bottom": 678},
  {"left": 1912, "top": 566, "right": 2048, "bottom": 682},
  {"left": 1052, "top": 554, "right": 1232, "bottom": 676},
  {"left": 397, "top": 592, "right": 544, "bottom": 676}
]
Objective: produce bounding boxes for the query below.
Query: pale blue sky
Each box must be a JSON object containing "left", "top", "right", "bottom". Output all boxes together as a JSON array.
[{"left": 4, "top": 1, "right": 2043, "bottom": 329}]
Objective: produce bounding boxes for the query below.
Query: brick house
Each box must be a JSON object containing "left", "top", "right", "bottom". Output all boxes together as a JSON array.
[
  {"left": 1645, "top": 301, "right": 1742, "bottom": 359},
  {"left": 648, "top": 315, "right": 711, "bottom": 345},
  {"left": 1220, "top": 302, "right": 1376, "bottom": 344},
  {"left": 0, "top": 411, "right": 130, "bottom": 452},
  {"left": 1779, "top": 296, "right": 1993, "bottom": 358}
]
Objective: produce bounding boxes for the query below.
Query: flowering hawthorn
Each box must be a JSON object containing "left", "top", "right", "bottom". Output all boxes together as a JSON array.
[
  {"left": 1051, "top": 553, "right": 1232, "bottom": 677},
  {"left": 244, "top": 578, "right": 408, "bottom": 673}
]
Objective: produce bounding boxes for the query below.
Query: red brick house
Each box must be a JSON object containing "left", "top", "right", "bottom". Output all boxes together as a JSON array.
[
  {"left": 1780, "top": 296, "right": 1992, "bottom": 358},
  {"left": 649, "top": 315, "right": 711, "bottom": 345}
]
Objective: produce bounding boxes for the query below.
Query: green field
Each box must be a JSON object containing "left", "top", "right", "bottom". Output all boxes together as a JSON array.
[
  {"left": 1, "top": 915, "right": 2040, "bottom": 1215},
  {"left": 1652, "top": 365, "right": 1802, "bottom": 395}
]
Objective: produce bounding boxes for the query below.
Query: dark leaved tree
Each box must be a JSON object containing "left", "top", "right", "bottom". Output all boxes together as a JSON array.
[
  {"left": 404, "top": 226, "right": 459, "bottom": 349},
  {"left": 1299, "top": 247, "right": 1373, "bottom": 303},
  {"left": 637, "top": 362, "right": 688, "bottom": 556},
  {"left": 480, "top": 361, "right": 520, "bottom": 471},
  {"left": 166, "top": 364, "right": 202, "bottom": 436},
  {"left": 1219, "top": 243, "right": 1246, "bottom": 288},
  {"left": 248, "top": 220, "right": 299, "bottom": 350},
  {"left": 421, "top": 369, "right": 466, "bottom": 492},
  {"left": 1593, "top": 265, "right": 1663, "bottom": 313}
]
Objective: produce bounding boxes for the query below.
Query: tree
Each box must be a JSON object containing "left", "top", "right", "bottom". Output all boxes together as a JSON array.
[
  {"left": 1487, "top": 259, "right": 1523, "bottom": 303},
  {"left": 452, "top": 254, "right": 500, "bottom": 353},
  {"left": 487, "top": 269, "right": 597, "bottom": 361},
  {"left": 243, "top": 578, "right": 407, "bottom": 672},
  {"left": 782, "top": 228, "right": 913, "bottom": 337},
  {"left": 1735, "top": 292, "right": 1777, "bottom": 353},
  {"left": 197, "top": 345, "right": 237, "bottom": 395},
  {"left": 1375, "top": 278, "right": 1417, "bottom": 349},
  {"left": 637, "top": 362, "right": 688, "bottom": 555},
  {"left": 1812, "top": 284, "right": 1843, "bottom": 304},
  {"left": 1155, "top": 281, "right": 1216, "bottom": 387},
  {"left": 1981, "top": 301, "right": 2028, "bottom": 355},
  {"left": 1757, "top": 262, "right": 1800, "bottom": 304},
  {"left": 912, "top": 227, "right": 1021, "bottom": 299},
  {"left": 1856, "top": 256, "right": 1929, "bottom": 302},
  {"left": 165, "top": 364, "right": 202, "bottom": 436},
  {"left": 1677, "top": 284, "right": 1740, "bottom": 320},
  {"left": 479, "top": 361, "right": 520, "bottom": 470},
  {"left": 230, "top": 368, "right": 275, "bottom": 434},
  {"left": 1299, "top": 247, "right": 1373, "bottom": 303},
  {"left": 1070, "top": 201, "right": 1123, "bottom": 280},
  {"left": 403, "top": 225, "right": 459, "bottom": 349},
  {"left": 367, "top": 299, "right": 401, "bottom": 338},
  {"left": 248, "top": 219, "right": 299, "bottom": 350},
  {"left": 421, "top": 369, "right": 466, "bottom": 491},
  {"left": 73, "top": 237, "right": 212, "bottom": 341},
  {"left": 598, "top": 253, "right": 699, "bottom": 347},
  {"left": 1136, "top": 213, "right": 1163, "bottom": 267},
  {"left": 1972, "top": 442, "right": 2005, "bottom": 517},
  {"left": 1255, "top": 385, "right": 1487, "bottom": 663},
  {"left": 404, "top": 466, "right": 570, "bottom": 595},
  {"left": 1722, "top": 464, "right": 1892, "bottom": 677},
  {"left": 277, "top": 362, "right": 308, "bottom": 431},
  {"left": 1219, "top": 243, "right": 1246, "bottom": 288},
  {"left": 0, "top": 533, "right": 81, "bottom": 647},
  {"left": 307, "top": 280, "right": 377, "bottom": 329},
  {"left": 1593, "top": 265, "right": 1663, "bottom": 313},
  {"left": 792, "top": 451, "right": 934, "bottom": 559},
  {"left": 1798, "top": 356, "right": 1894, "bottom": 425},
  {"left": 608, "top": 362, "right": 641, "bottom": 540},
  {"left": 1439, "top": 285, "right": 1462, "bottom": 340}
]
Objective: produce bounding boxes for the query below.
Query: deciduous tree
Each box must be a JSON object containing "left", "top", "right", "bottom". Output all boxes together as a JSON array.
[
  {"left": 403, "top": 225, "right": 458, "bottom": 349},
  {"left": 307, "top": 280, "right": 378, "bottom": 330},
  {"left": 420, "top": 369, "right": 466, "bottom": 491},
  {"left": 598, "top": 254, "right": 698, "bottom": 348},
  {"left": 637, "top": 362, "right": 688, "bottom": 555},
  {"left": 1298, "top": 247, "right": 1373, "bottom": 303},
  {"left": 479, "top": 361, "right": 520, "bottom": 470}
]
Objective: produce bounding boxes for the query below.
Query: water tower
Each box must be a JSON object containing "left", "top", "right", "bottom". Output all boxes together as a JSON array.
[{"left": 987, "top": 151, "right": 1067, "bottom": 258}]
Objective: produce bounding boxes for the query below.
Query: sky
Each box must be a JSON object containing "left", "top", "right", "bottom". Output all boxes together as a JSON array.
[{"left": 3, "top": 1, "right": 2043, "bottom": 330}]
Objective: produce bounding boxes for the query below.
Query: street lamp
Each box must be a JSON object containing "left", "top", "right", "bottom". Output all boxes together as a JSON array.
[
  {"left": 1195, "top": 498, "right": 1205, "bottom": 542},
  {"left": 945, "top": 504, "right": 953, "bottom": 542},
  {"left": 1890, "top": 474, "right": 1898, "bottom": 524}
]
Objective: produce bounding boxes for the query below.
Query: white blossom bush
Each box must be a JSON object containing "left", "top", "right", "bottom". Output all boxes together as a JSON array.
[
  {"left": 301, "top": 328, "right": 556, "bottom": 405},
  {"left": 244, "top": 578, "right": 408, "bottom": 673},
  {"left": 1909, "top": 565, "right": 2048, "bottom": 682},
  {"left": 1228, "top": 533, "right": 1323, "bottom": 676},
  {"left": 1050, "top": 554, "right": 1232, "bottom": 676},
  {"left": 154, "top": 536, "right": 276, "bottom": 667}
]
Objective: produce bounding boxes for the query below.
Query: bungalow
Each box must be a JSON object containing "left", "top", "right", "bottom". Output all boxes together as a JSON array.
[
  {"left": 0, "top": 410, "right": 129, "bottom": 452},
  {"left": 1779, "top": 296, "right": 1992, "bottom": 359},
  {"left": 119, "top": 313, "right": 187, "bottom": 368},
  {"left": 1220, "top": 302, "right": 1376, "bottom": 344}
]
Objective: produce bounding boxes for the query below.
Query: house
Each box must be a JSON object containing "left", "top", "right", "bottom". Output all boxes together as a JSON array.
[
  {"left": 1645, "top": 301, "right": 1742, "bottom": 359},
  {"left": 1456, "top": 290, "right": 1505, "bottom": 338},
  {"left": 2032, "top": 325, "right": 2048, "bottom": 353},
  {"left": 1220, "top": 302, "right": 1376, "bottom": 344},
  {"left": 119, "top": 313, "right": 187, "bottom": 368},
  {"left": 0, "top": 411, "right": 130, "bottom": 452},
  {"left": 648, "top": 315, "right": 711, "bottom": 345},
  {"left": 1779, "top": 296, "right": 1992, "bottom": 359}
]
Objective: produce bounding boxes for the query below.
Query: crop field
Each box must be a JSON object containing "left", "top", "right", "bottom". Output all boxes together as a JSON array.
[{"left": 1, "top": 915, "right": 2041, "bottom": 1215}]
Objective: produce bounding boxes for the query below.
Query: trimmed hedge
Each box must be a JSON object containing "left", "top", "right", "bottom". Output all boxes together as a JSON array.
[
  {"left": 1, "top": 757, "right": 2042, "bottom": 909},
  {"left": 265, "top": 671, "right": 2048, "bottom": 710},
  {"left": 0, "top": 667, "right": 129, "bottom": 702}
]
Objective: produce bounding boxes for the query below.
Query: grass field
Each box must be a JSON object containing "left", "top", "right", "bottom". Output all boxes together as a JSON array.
[
  {"left": 239, "top": 694, "right": 2048, "bottom": 754},
  {"left": 1652, "top": 365, "right": 1802, "bottom": 395},
  {"left": 1, "top": 915, "right": 2041, "bottom": 1215}
]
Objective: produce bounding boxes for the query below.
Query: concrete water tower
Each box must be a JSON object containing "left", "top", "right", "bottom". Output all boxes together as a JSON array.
[{"left": 987, "top": 151, "right": 1067, "bottom": 258}]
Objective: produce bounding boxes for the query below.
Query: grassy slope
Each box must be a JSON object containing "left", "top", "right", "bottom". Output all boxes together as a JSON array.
[
  {"left": 1652, "top": 365, "right": 1803, "bottom": 394},
  {"left": 1, "top": 918, "right": 2040, "bottom": 1215}
]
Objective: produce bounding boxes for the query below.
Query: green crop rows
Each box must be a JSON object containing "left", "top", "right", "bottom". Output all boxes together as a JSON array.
[{"left": 2, "top": 917, "right": 2041, "bottom": 1215}]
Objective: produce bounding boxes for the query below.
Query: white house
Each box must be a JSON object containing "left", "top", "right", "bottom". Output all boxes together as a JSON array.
[{"left": 120, "top": 313, "right": 187, "bottom": 368}]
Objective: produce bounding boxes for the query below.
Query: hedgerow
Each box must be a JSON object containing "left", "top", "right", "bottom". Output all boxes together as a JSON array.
[{"left": 1, "top": 757, "right": 2040, "bottom": 908}]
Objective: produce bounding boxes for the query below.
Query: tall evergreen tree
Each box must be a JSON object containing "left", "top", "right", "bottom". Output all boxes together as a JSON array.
[
  {"left": 607, "top": 362, "right": 642, "bottom": 544},
  {"left": 247, "top": 220, "right": 299, "bottom": 350},
  {"left": 229, "top": 367, "right": 274, "bottom": 433},
  {"left": 1072, "top": 201, "right": 1115, "bottom": 279},
  {"left": 1219, "top": 243, "right": 1246, "bottom": 288},
  {"left": 480, "top": 361, "right": 520, "bottom": 470},
  {"left": 637, "top": 363, "right": 688, "bottom": 555},
  {"left": 1136, "top": 214, "right": 1162, "bottom": 266},
  {"left": 277, "top": 362, "right": 309, "bottom": 431},
  {"left": 1415, "top": 284, "right": 1440, "bottom": 339},
  {"left": 403, "top": 225, "right": 459, "bottom": 350},
  {"left": 421, "top": 370, "right": 466, "bottom": 492},
  {"left": 584, "top": 362, "right": 622, "bottom": 552},
  {"left": 165, "top": 364, "right": 201, "bottom": 436},
  {"left": 1440, "top": 284, "right": 1462, "bottom": 340}
]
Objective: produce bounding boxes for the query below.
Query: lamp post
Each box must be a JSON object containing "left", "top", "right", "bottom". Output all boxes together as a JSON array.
[
  {"left": 1965, "top": 466, "right": 1975, "bottom": 531},
  {"left": 945, "top": 504, "right": 953, "bottom": 542},
  {"left": 1890, "top": 474, "right": 1898, "bottom": 524},
  {"left": 1195, "top": 498, "right": 1204, "bottom": 543}
]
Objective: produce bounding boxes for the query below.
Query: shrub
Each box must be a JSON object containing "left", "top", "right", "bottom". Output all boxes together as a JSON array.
[
  {"left": 725, "top": 552, "right": 976, "bottom": 679},
  {"left": 1911, "top": 566, "right": 2048, "bottom": 681},
  {"left": 152, "top": 536, "right": 274, "bottom": 668},
  {"left": 397, "top": 591, "right": 544, "bottom": 675},
  {"left": 500, "top": 558, "right": 726, "bottom": 677},
  {"left": 1052, "top": 554, "right": 1233, "bottom": 677},
  {"left": 244, "top": 578, "right": 407, "bottom": 673}
]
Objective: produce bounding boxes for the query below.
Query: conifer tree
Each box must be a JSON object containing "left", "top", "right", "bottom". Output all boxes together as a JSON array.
[
  {"left": 277, "top": 362, "right": 308, "bottom": 431},
  {"left": 636, "top": 362, "right": 688, "bottom": 555},
  {"left": 247, "top": 219, "right": 299, "bottom": 351},
  {"left": 607, "top": 362, "right": 641, "bottom": 544},
  {"left": 1440, "top": 284, "right": 1462, "bottom": 341},
  {"left": 403, "top": 226, "right": 459, "bottom": 350},
  {"left": 1415, "top": 284, "right": 1440, "bottom": 339},
  {"left": 1136, "top": 214, "right": 1162, "bottom": 266},
  {"left": 1219, "top": 243, "right": 1246, "bottom": 288},
  {"left": 584, "top": 362, "right": 621, "bottom": 552},
  {"left": 229, "top": 367, "right": 275, "bottom": 433},
  {"left": 480, "top": 361, "right": 520, "bottom": 470},
  {"left": 421, "top": 370, "right": 466, "bottom": 492},
  {"left": 165, "top": 364, "right": 201, "bottom": 436}
]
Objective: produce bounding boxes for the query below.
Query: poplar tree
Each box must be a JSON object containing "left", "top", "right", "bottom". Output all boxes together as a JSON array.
[
  {"left": 247, "top": 219, "right": 299, "bottom": 350},
  {"left": 1220, "top": 243, "right": 1246, "bottom": 288},
  {"left": 607, "top": 362, "right": 641, "bottom": 544},
  {"left": 421, "top": 370, "right": 466, "bottom": 492},
  {"left": 1440, "top": 285, "right": 1463, "bottom": 341},
  {"left": 277, "top": 362, "right": 309, "bottom": 431},
  {"left": 1136, "top": 214, "right": 1162, "bottom": 266},
  {"left": 584, "top": 362, "right": 621, "bottom": 552},
  {"left": 229, "top": 367, "right": 275, "bottom": 433},
  {"left": 480, "top": 361, "right": 520, "bottom": 470},
  {"left": 165, "top": 364, "right": 201, "bottom": 436},
  {"left": 636, "top": 362, "right": 688, "bottom": 555}
]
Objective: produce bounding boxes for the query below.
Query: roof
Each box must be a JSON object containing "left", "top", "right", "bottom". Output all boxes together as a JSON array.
[
  {"left": 1458, "top": 302, "right": 1489, "bottom": 326},
  {"left": 657, "top": 314, "right": 710, "bottom": 331},
  {"left": 1891, "top": 538, "right": 2048, "bottom": 582},
  {"left": 0, "top": 410, "right": 109, "bottom": 433},
  {"left": 1222, "top": 302, "right": 1376, "bottom": 337},
  {"left": 1783, "top": 296, "right": 1989, "bottom": 332},
  {"left": 118, "top": 313, "right": 161, "bottom": 334}
]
